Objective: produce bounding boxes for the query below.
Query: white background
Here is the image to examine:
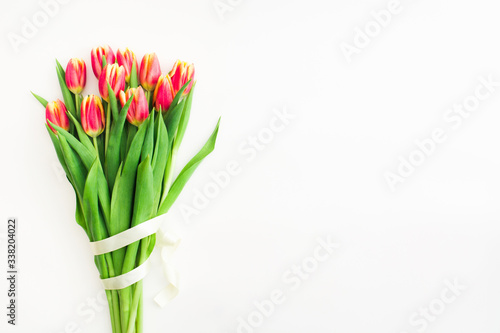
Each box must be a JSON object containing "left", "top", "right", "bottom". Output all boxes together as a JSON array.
[{"left": 1, "top": 0, "right": 500, "bottom": 332}]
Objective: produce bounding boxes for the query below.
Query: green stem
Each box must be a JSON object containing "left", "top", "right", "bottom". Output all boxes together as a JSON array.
[
  {"left": 105, "top": 290, "right": 117, "bottom": 333},
  {"left": 93, "top": 137, "right": 99, "bottom": 156},
  {"left": 105, "top": 103, "right": 111, "bottom": 154},
  {"left": 106, "top": 253, "right": 122, "bottom": 333},
  {"left": 159, "top": 145, "right": 177, "bottom": 207},
  {"left": 75, "top": 94, "right": 81, "bottom": 119},
  {"left": 119, "top": 288, "right": 131, "bottom": 333},
  {"left": 127, "top": 281, "right": 143, "bottom": 333},
  {"left": 145, "top": 91, "right": 151, "bottom": 111},
  {"left": 137, "top": 293, "right": 143, "bottom": 333},
  {"left": 126, "top": 237, "right": 149, "bottom": 333}
]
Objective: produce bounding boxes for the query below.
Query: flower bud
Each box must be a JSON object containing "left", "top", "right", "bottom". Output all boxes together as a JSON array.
[
  {"left": 139, "top": 53, "right": 161, "bottom": 91},
  {"left": 117, "top": 48, "right": 138, "bottom": 83},
  {"left": 46, "top": 99, "right": 69, "bottom": 133},
  {"left": 91, "top": 45, "right": 116, "bottom": 79},
  {"left": 169, "top": 60, "right": 195, "bottom": 96},
  {"left": 65, "top": 58, "right": 86, "bottom": 94},
  {"left": 98, "top": 64, "right": 126, "bottom": 102},
  {"left": 119, "top": 87, "right": 149, "bottom": 127},
  {"left": 81, "top": 95, "right": 105, "bottom": 137},
  {"left": 153, "top": 75, "right": 175, "bottom": 113}
]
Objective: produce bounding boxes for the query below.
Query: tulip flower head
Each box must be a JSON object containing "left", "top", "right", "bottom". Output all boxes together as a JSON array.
[
  {"left": 81, "top": 95, "right": 105, "bottom": 137},
  {"left": 153, "top": 75, "right": 175, "bottom": 113},
  {"left": 91, "top": 45, "right": 116, "bottom": 79},
  {"left": 119, "top": 87, "right": 149, "bottom": 127},
  {"left": 65, "top": 58, "right": 86, "bottom": 94},
  {"left": 169, "top": 60, "right": 195, "bottom": 96},
  {"left": 117, "top": 48, "right": 138, "bottom": 83},
  {"left": 140, "top": 53, "right": 161, "bottom": 91},
  {"left": 46, "top": 99, "right": 69, "bottom": 133},
  {"left": 98, "top": 64, "right": 126, "bottom": 102}
]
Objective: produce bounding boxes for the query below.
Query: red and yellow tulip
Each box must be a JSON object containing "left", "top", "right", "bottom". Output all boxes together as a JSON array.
[
  {"left": 117, "top": 48, "right": 138, "bottom": 83},
  {"left": 119, "top": 87, "right": 149, "bottom": 126},
  {"left": 46, "top": 99, "right": 69, "bottom": 133},
  {"left": 65, "top": 58, "right": 86, "bottom": 94},
  {"left": 91, "top": 45, "right": 116, "bottom": 79},
  {"left": 140, "top": 53, "right": 161, "bottom": 91},
  {"left": 81, "top": 95, "right": 105, "bottom": 137},
  {"left": 153, "top": 75, "right": 175, "bottom": 113},
  {"left": 169, "top": 60, "right": 195, "bottom": 96},
  {"left": 98, "top": 64, "right": 126, "bottom": 102}
]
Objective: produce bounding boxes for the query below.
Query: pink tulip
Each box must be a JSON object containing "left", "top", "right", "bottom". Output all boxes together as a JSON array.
[
  {"left": 153, "top": 75, "right": 175, "bottom": 113},
  {"left": 117, "top": 48, "right": 138, "bottom": 83},
  {"left": 139, "top": 53, "right": 161, "bottom": 91},
  {"left": 65, "top": 58, "right": 86, "bottom": 94},
  {"left": 91, "top": 45, "right": 116, "bottom": 79},
  {"left": 169, "top": 60, "right": 195, "bottom": 96},
  {"left": 81, "top": 95, "right": 105, "bottom": 137},
  {"left": 46, "top": 99, "right": 69, "bottom": 133},
  {"left": 119, "top": 87, "right": 149, "bottom": 126},
  {"left": 98, "top": 64, "right": 126, "bottom": 102}
]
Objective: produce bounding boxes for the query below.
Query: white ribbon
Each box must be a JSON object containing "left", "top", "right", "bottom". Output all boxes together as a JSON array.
[
  {"left": 154, "top": 228, "right": 180, "bottom": 307},
  {"left": 89, "top": 215, "right": 180, "bottom": 307}
]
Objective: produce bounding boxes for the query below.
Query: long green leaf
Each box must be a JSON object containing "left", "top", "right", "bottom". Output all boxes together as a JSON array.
[
  {"left": 158, "top": 118, "right": 220, "bottom": 215},
  {"left": 141, "top": 111, "right": 154, "bottom": 162},
  {"left": 58, "top": 135, "right": 86, "bottom": 201},
  {"left": 152, "top": 116, "right": 169, "bottom": 211},
  {"left": 172, "top": 83, "right": 196, "bottom": 152},
  {"left": 32, "top": 92, "right": 48, "bottom": 108},
  {"left": 105, "top": 95, "right": 133, "bottom": 191},
  {"left": 122, "top": 155, "right": 154, "bottom": 274},
  {"left": 46, "top": 124, "right": 70, "bottom": 178},
  {"left": 66, "top": 111, "right": 94, "bottom": 152},
  {"left": 50, "top": 122, "right": 94, "bottom": 170},
  {"left": 164, "top": 98, "right": 186, "bottom": 141},
  {"left": 53, "top": 123, "right": 111, "bottom": 228},
  {"left": 130, "top": 62, "right": 138, "bottom": 88},
  {"left": 165, "top": 79, "right": 191, "bottom": 114},
  {"left": 55, "top": 59, "right": 76, "bottom": 118},
  {"left": 108, "top": 82, "right": 119, "bottom": 120}
]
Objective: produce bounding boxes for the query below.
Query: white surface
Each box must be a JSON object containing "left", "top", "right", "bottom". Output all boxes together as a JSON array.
[{"left": 1, "top": 0, "right": 500, "bottom": 332}]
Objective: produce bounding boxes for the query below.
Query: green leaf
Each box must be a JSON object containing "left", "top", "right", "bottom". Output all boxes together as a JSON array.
[
  {"left": 46, "top": 124, "right": 70, "bottom": 178},
  {"left": 52, "top": 122, "right": 112, "bottom": 230},
  {"left": 74, "top": 191, "right": 89, "bottom": 237},
  {"left": 50, "top": 122, "right": 94, "bottom": 170},
  {"left": 58, "top": 135, "right": 87, "bottom": 201},
  {"left": 172, "top": 83, "right": 196, "bottom": 153},
  {"left": 55, "top": 59, "right": 76, "bottom": 118},
  {"left": 165, "top": 79, "right": 191, "bottom": 115},
  {"left": 158, "top": 118, "right": 220, "bottom": 215},
  {"left": 105, "top": 95, "right": 133, "bottom": 191},
  {"left": 122, "top": 155, "right": 154, "bottom": 275},
  {"left": 66, "top": 111, "right": 94, "bottom": 153},
  {"left": 109, "top": 121, "right": 148, "bottom": 238},
  {"left": 130, "top": 62, "right": 138, "bottom": 88},
  {"left": 109, "top": 163, "right": 126, "bottom": 274},
  {"left": 107, "top": 82, "right": 119, "bottom": 120},
  {"left": 32, "top": 92, "right": 48, "bottom": 108},
  {"left": 141, "top": 112, "right": 154, "bottom": 162},
  {"left": 152, "top": 116, "right": 169, "bottom": 211},
  {"left": 164, "top": 98, "right": 186, "bottom": 141},
  {"left": 133, "top": 156, "right": 155, "bottom": 225},
  {"left": 82, "top": 160, "right": 109, "bottom": 243}
]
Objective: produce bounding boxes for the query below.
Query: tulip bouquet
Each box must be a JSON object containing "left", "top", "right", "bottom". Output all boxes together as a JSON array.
[{"left": 33, "top": 45, "right": 219, "bottom": 333}]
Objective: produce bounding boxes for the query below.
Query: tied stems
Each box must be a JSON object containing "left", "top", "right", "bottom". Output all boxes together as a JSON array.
[{"left": 126, "top": 237, "right": 149, "bottom": 333}]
